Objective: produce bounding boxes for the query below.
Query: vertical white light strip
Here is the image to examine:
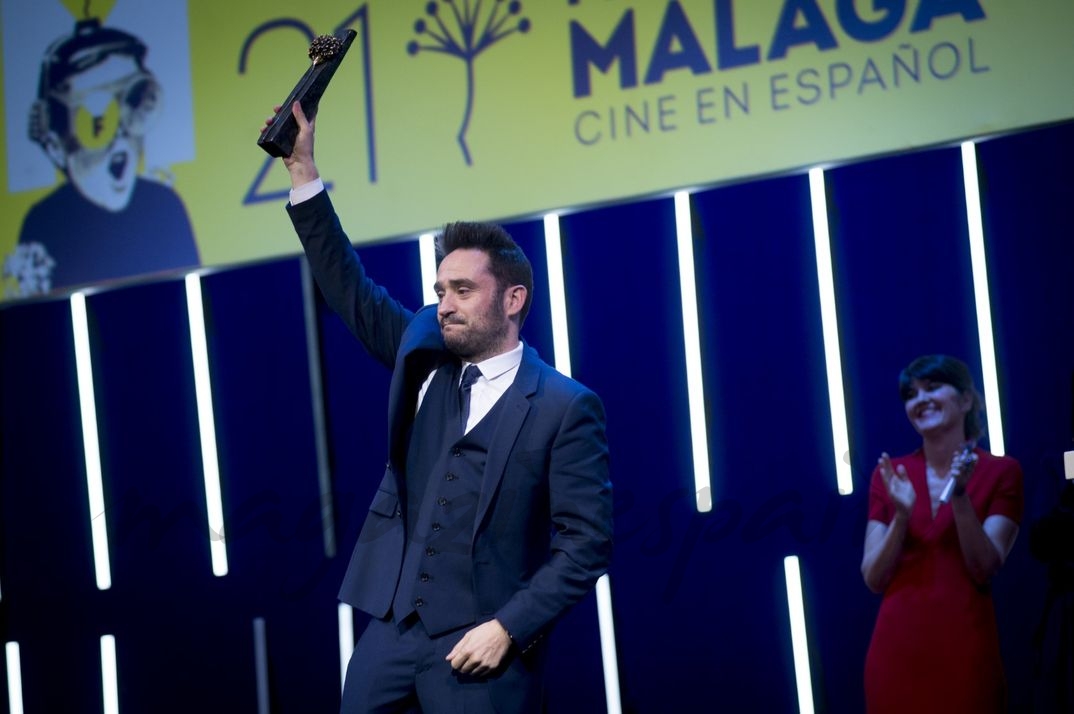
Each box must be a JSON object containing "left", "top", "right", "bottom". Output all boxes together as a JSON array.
[
  {"left": 674, "top": 192, "right": 713, "bottom": 513},
  {"left": 1064, "top": 450, "right": 1074, "bottom": 481},
  {"left": 5, "top": 642, "right": 24, "bottom": 714},
  {"left": 253, "top": 618, "right": 270, "bottom": 714},
  {"left": 419, "top": 233, "right": 438, "bottom": 306},
  {"left": 337, "top": 603, "right": 354, "bottom": 694},
  {"left": 809, "top": 169, "right": 853, "bottom": 495},
  {"left": 961, "top": 142, "right": 1005, "bottom": 456},
  {"left": 594, "top": 576, "right": 623, "bottom": 714},
  {"left": 184, "top": 273, "right": 228, "bottom": 576},
  {"left": 100, "top": 635, "right": 119, "bottom": 714},
  {"left": 543, "top": 214, "right": 620, "bottom": 714},
  {"left": 783, "top": 556, "right": 815, "bottom": 714},
  {"left": 300, "top": 261, "right": 337, "bottom": 558},
  {"left": 71, "top": 292, "right": 113, "bottom": 590},
  {"left": 542, "top": 214, "right": 572, "bottom": 379}
]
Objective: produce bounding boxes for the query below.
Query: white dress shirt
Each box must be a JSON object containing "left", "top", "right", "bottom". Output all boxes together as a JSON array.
[
  {"left": 290, "top": 178, "right": 325, "bottom": 205},
  {"left": 417, "top": 342, "right": 523, "bottom": 434}
]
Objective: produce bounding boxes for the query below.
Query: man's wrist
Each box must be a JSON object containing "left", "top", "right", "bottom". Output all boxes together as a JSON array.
[
  {"left": 492, "top": 618, "right": 515, "bottom": 648},
  {"left": 289, "top": 177, "right": 325, "bottom": 205}
]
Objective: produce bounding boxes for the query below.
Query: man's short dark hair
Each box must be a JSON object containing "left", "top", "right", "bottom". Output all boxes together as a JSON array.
[{"left": 435, "top": 221, "right": 534, "bottom": 325}]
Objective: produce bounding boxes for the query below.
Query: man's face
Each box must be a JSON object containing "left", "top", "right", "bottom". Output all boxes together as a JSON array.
[
  {"left": 54, "top": 54, "right": 151, "bottom": 211},
  {"left": 435, "top": 248, "right": 511, "bottom": 363}
]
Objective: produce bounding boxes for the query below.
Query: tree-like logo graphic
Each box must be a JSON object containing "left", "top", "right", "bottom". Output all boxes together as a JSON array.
[{"left": 407, "top": 0, "right": 530, "bottom": 165}]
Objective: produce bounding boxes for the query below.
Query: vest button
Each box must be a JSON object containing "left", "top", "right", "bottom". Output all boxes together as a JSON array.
[
  {"left": 425, "top": 547, "right": 436, "bottom": 556},
  {"left": 431, "top": 522, "right": 442, "bottom": 531},
  {"left": 437, "top": 497, "right": 448, "bottom": 506},
  {"left": 420, "top": 573, "right": 431, "bottom": 582},
  {"left": 452, "top": 448, "right": 462, "bottom": 457},
  {"left": 445, "top": 473, "right": 457, "bottom": 481},
  {"left": 415, "top": 597, "right": 425, "bottom": 607}
]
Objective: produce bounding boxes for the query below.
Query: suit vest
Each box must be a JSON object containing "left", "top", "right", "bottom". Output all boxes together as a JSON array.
[{"left": 392, "top": 362, "right": 506, "bottom": 635}]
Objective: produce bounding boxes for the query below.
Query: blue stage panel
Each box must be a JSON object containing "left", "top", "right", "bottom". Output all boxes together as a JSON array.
[
  {"left": 200, "top": 257, "right": 344, "bottom": 712},
  {"left": 85, "top": 278, "right": 250, "bottom": 711},
  {"left": 1, "top": 297, "right": 104, "bottom": 711}
]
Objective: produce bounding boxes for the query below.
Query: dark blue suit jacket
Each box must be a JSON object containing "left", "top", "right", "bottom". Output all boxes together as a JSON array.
[{"left": 287, "top": 191, "right": 613, "bottom": 651}]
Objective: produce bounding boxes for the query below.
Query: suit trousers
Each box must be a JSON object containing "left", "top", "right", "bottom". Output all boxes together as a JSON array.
[{"left": 341, "top": 615, "right": 540, "bottom": 714}]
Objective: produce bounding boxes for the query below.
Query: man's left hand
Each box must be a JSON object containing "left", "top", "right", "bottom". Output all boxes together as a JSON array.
[{"left": 446, "top": 619, "right": 512, "bottom": 676}]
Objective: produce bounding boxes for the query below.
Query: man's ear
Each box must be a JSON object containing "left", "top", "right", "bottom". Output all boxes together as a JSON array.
[{"left": 504, "top": 285, "right": 527, "bottom": 319}]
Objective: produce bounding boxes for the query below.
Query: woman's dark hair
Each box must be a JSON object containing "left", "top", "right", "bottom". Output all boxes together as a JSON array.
[{"left": 898, "top": 354, "right": 986, "bottom": 441}]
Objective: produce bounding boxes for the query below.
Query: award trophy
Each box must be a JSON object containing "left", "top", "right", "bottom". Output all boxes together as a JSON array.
[{"left": 258, "top": 29, "right": 357, "bottom": 158}]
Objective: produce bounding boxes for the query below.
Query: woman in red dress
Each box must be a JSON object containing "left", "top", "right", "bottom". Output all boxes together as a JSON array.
[{"left": 861, "top": 355, "right": 1024, "bottom": 713}]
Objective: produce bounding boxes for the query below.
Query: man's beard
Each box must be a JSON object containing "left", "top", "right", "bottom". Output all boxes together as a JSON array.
[{"left": 442, "top": 301, "right": 508, "bottom": 362}]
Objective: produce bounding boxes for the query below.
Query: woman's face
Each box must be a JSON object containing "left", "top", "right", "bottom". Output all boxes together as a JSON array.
[{"left": 902, "top": 378, "right": 971, "bottom": 438}]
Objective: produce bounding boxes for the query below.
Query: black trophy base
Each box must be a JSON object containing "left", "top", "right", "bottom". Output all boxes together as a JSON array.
[{"left": 258, "top": 29, "right": 357, "bottom": 158}]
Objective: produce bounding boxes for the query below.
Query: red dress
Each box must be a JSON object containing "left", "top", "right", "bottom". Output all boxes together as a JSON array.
[{"left": 864, "top": 448, "right": 1024, "bottom": 713}]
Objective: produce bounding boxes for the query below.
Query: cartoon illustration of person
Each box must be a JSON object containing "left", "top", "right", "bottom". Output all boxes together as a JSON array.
[{"left": 6, "top": 15, "right": 199, "bottom": 296}]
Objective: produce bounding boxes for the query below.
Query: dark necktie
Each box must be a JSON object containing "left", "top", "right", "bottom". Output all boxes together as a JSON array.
[{"left": 459, "top": 365, "right": 482, "bottom": 434}]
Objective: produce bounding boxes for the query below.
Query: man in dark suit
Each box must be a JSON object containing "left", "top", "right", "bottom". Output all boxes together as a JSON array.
[{"left": 273, "top": 101, "right": 613, "bottom": 713}]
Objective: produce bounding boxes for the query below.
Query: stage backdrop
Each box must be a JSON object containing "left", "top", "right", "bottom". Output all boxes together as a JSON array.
[{"left": 2, "top": 0, "right": 1073, "bottom": 299}]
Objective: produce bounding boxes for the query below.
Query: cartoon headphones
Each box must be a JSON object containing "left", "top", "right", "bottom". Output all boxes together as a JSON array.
[{"left": 29, "top": 18, "right": 161, "bottom": 151}]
